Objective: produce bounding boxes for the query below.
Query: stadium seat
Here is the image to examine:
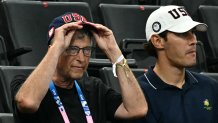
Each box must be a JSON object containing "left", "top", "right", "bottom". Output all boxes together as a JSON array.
[
  {"left": 200, "top": 72, "right": 218, "bottom": 81},
  {"left": 0, "top": 1, "right": 93, "bottom": 66},
  {"left": 122, "top": 38, "right": 156, "bottom": 69},
  {"left": 88, "top": 58, "right": 137, "bottom": 77},
  {"left": 0, "top": 35, "right": 9, "bottom": 65},
  {"left": 99, "top": 4, "right": 159, "bottom": 53},
  {"left": 0, "top": 113, "right": 14, "bottom": 123},
  {"left": 0, "top": 66, "right": 35, "bottom": 113},
  {"left": 130, "top": 49, "right": 156, "bottom": 69},
  {"left": 159, "top": 0, "right": 218, "bottom": 20},
  {"left": 198, "top": 5, "right": 218, "bottom": 70},
  {"left": 99, "top": 67, "right": 146, "bottom": 92},
  {"left": 188, "top": 41, "right": 208, "bottom": 72}
]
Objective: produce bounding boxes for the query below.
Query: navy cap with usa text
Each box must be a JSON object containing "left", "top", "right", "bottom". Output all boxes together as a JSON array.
[{"left": 47, "top": 12, "right": 97, "bottom": 45}]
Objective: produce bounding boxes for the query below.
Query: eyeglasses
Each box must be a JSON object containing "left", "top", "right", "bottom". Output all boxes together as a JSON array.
[{"left": 66, "top": 46, "right": 94, "bottom": 57}]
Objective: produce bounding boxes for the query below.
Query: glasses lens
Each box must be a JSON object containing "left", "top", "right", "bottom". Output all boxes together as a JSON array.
[
  {"left": 66, "top": 46, "right": 94, "bottom": 56},
  {"left": 83, "top": 47, "right": 92, "bottom": 56},
  {"left": 66, "top": 46, "right": 79, "bottom": 55}
]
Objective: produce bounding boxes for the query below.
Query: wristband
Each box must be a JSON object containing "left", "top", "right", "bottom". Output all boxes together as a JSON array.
[
  {"left": 112, "top": 55, "right": 124, "bottom": 77},
  {"left": 116, "top": 58, "right": 130, "bottom": 77}
]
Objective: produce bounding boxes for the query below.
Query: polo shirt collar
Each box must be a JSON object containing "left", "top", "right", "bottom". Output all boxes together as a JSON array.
[{"left": 145, "top": 66, "right": 199, "bottom": 90}]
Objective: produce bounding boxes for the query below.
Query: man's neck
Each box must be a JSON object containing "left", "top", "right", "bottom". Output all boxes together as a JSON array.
[
  {"left": 52, "top": 77, "right": 74, "bottom": 89},
  {"left": 153, "top": 63, "right": 186, "bottom": 89}
]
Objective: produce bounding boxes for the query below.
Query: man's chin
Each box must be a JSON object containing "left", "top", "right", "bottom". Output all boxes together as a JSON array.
[
  {"left": 71, "top": 73, "right": 84, "bottom": 80},
  {"left": 185, "top": 62, "right": 196, "bottom": 68}
]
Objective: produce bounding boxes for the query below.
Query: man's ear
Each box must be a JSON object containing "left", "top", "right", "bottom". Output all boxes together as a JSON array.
[{"left": 150, "top": 34, "right": 164, "bottom": 49}]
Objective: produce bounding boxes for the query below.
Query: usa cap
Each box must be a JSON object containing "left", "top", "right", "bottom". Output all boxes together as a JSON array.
[
  {"left": 47, "top": 12, "right": 97, "bottom": 45},
  {"left": 145, "top": 5, "right": 207, "bottom": 41}
]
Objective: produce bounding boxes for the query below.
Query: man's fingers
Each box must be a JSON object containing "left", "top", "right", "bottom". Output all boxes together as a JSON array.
[
  {"left": 62, "top": 21, "right": 83, "bottom": 31},
  {"left": 65, "top": 30, "right": 75, "bottom": 42}
]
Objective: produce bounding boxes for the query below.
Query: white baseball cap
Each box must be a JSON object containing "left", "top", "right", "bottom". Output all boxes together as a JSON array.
[{"left": 146, "top": 5, "right": 207, "bottom": 41}]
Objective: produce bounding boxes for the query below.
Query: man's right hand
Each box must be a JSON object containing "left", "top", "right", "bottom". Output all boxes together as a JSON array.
[{"left": 51, "top": 21, "right": 83, "bottom": 53}]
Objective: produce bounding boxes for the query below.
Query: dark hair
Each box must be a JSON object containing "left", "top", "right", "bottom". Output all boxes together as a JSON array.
[{"left": 144, "top": 30, "right": 168, "bottom": 58}]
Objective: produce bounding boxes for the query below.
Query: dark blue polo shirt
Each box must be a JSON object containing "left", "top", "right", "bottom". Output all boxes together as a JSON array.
[{"left": 136, "top": 67, "right": 218, "bottom": 123}]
